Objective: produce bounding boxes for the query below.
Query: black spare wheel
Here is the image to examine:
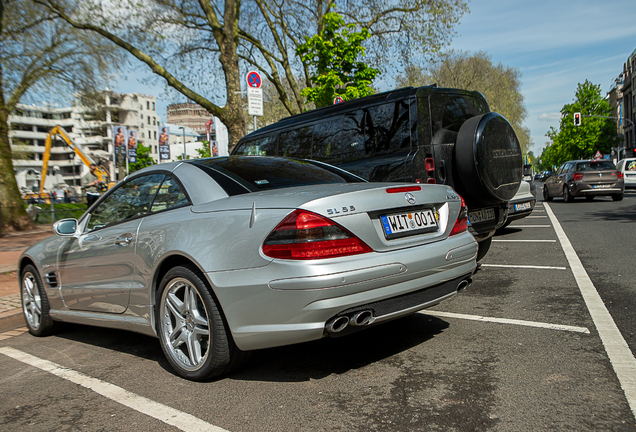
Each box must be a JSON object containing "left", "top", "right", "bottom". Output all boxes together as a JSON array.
[{"left": 455, "top": 113, "right": 522, "bottom": 207}]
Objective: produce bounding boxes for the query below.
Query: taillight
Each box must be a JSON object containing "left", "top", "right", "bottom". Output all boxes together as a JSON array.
[
  {"left": 450, "top": 196, "right": 468, "bottom": 236},
  {"left": 262, "top": 210, "right": 373, "bottom": 260},
  {"left": 425, "top": 157, "right": 436, "bottom": 184},
  {"left": 386, "top": 186, "right": 421, "bottom": 193},
  {"left": 573, "top": 173, "right": 583, "bottom": 181},
  {"left": 617, "top": 172, "right": 624, "bottom": 179}
]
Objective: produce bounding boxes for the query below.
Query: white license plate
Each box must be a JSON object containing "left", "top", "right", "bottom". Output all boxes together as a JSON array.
[
  {"left": 592, "top": 184, "right": 611, "bottom": 188},
  {"left": 468, "top": 208, "right": 496, "bottom": 224},
  {"left": 514, "top": 202, "right": 532, "bottom": 212},
  {"left": 380, "top": 209, "right": 438, "bottom": 238}
]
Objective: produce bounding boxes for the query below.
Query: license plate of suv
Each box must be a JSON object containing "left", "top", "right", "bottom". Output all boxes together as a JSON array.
[
  {"left": 468, "top": 208, "right": 496, "bottom": 224},
  {"left": 380, "top": 209, "right": 438, "bottom": 238}
]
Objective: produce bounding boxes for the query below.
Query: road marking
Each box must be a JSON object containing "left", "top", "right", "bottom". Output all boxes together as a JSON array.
[
  {"left": 481, "top": 264, "right": 567, "bottom": 270},
  {"left": 423, "top": 310, "right": 590, "bottom": 334},
  {"left": 492, "top": 239, "right": 556, "bottom": 243},
  {"left": 526, "top": 216, "right": 548, "bottom": 218},
  {"left": 545, "top": 203, "right": 636, "bottom": 419},
  {"left": 0, "top": 347, "right": 227, "bottom": 432},
  {"left": 508, "top": 225, "right": 551, "bottom": 228}
]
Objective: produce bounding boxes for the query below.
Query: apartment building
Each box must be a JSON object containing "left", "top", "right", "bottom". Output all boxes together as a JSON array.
[
  {"left": 166, "top": 102, "right": 229, "bottom": 155},
  {"left": 621, "top": 49, "right": 636, "bottom": 157}
]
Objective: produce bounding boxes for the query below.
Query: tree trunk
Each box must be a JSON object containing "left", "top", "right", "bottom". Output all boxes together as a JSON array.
[{"left": 0, "top": 72, "right": 36, "bottom": 233}]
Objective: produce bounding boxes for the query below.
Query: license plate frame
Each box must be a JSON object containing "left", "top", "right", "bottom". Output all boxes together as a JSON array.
[
  {"left": 468, "top": 208, "right": 496, "bottom": 225},
  {"left": 380, "top": 209, "right": 439, "bottom": 239},
  {"left": 514, "top": 202, "right": 532, "bottom": 212}
]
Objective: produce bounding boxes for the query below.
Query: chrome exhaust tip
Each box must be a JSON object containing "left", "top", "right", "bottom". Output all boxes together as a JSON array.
[
  {"left": 326, "top": 316, "right": 350, "bottom": 333},
  {"left": 457, "top": 277, "right": 472, "bottom": 292},
  {"left": 350, "top": 310, "right": 374, "bottom": 326}
]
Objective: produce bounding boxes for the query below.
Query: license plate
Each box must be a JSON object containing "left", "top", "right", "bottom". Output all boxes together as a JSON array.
[
  {"left": 592, "top": 184, "right": 611, "bottom": 188},
  {"left": 380, "top": 209, "right": 438, "bottom": 239},
  {"left": 514, "top": 202, "right": 532, "bottom": 212},
  {"left": 468, "top": 208, "right": 496, "bottom": 224}
]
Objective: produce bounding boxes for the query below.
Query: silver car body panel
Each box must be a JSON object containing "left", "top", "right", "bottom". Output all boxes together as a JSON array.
[{"left": 20, "top": 159, "right": 477, "bottom": 350}]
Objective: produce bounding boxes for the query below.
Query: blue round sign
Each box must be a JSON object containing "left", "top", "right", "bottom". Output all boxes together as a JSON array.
[{"left": 247, "top": 71, "right": 262, "bottom": 88}]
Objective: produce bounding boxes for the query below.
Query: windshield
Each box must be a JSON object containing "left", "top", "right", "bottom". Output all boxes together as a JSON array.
[{"left": 575, "top": 161, "right": 616, "bottom": 171}]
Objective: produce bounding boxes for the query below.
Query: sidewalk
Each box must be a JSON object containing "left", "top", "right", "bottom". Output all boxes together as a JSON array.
[{"left": 0, "top": 225, "right": 53, "bottom": 332}]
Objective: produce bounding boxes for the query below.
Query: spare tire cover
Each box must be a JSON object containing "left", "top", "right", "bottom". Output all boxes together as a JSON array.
[{"left": 455, "top": 112, "right": 522, "bottom": 205}]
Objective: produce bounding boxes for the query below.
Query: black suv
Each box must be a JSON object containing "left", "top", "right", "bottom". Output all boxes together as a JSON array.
[{"left": 232, "top": 86, "right": 522, "bottom": 260}]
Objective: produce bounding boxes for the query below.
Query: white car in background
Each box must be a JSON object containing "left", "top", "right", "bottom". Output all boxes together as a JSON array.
[
  {"left": 498, "top": 181, "right": 536, "bottom": 231},
  {"left": 616, "top": 158, "right": 636, "bottom": 189}
]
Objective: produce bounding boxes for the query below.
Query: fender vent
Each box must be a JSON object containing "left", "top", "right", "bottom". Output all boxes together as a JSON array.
[{"left": 45, "top": 272, "right": 59, "bottom": 288}]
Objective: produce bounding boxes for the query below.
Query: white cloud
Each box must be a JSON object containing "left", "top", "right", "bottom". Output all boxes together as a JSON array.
[{"left": 539, "top": 113, "right": 561, "bottom": 121}]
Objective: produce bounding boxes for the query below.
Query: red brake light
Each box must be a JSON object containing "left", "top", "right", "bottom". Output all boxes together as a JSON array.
[
  {"left": 617, "top": 172, "right": 624, "bottom": 178},
  {"left": 263, "top": 210, "right": 373, "bottom": 260},
  {"left": 573, "top": 173, "right": 583, "bottom": 181},
  {"left": 450, "top": 196, "right": 468, "bottom": 236},
  {"left": 386, "top": 186, "right": 422, "bottom": 193}
]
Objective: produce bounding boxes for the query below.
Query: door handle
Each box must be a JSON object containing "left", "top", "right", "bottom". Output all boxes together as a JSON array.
[{"left": 115, "top": 234, "right": 134, "bottom": 246}]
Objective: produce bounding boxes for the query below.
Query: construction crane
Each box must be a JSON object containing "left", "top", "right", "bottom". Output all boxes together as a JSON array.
[{"left": 39, "top": 125, "right": 112, "bottom": 197}]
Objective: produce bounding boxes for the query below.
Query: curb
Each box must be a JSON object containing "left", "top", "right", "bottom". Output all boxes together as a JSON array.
[{"left": 0, "top": 308, "right": 24, "bottom": 333}]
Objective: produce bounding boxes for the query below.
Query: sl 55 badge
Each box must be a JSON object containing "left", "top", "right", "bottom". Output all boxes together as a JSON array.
[{"left": 327, "top": 206, "right": 355, "bottom": 215}]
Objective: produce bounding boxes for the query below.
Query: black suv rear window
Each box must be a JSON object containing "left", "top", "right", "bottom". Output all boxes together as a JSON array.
[
  {"left": 430, "top": 94, "right": 489, "bottom": 134},
  {"left": 187, "top": 156, "right": 364, "bottom": 194}
]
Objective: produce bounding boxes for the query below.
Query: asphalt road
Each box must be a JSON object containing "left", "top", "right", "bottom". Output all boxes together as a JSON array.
[{"left": 0, "top": 186, "right": 635, "bottom": 431}]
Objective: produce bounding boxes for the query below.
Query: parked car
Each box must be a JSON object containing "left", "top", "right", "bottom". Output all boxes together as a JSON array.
[
  {"left": 616, "top": 158, "right": 636, "bottom": 189},
  {"left": 498, "top": 181, "right": 536, "bottom": 230},
  {"left": 543, "top": 159, "right": 624, "bottom": 202},
  {"left": 20, "top": 156, "right": 477, "bottom": 381},
  {"left": 232, "top": 86, "right": 523, "bottom": 261}
]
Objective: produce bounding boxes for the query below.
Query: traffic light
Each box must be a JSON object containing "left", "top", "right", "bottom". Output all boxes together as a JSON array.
[{"left": 574, "top": 112, "right": 581, "bottom": 126}]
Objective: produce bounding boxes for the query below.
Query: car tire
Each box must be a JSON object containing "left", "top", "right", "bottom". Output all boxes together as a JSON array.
[
  {"left": 612, "top": 194, "right": 624, "bottom": 201},
  {"left": 563, "top": 187, "right": 574, "bottom": 202},
  {"left": 543, "top": 186, "right": 552, "bottom": 202},
  {"left": 21, "top": 264, "right": 57, "bottom": 337},
  {"left": 157, "top": 265, "right": 248, "bottom": 381},
  {"left": 476, "top": 236, "right": 492, "bottom": 262}
]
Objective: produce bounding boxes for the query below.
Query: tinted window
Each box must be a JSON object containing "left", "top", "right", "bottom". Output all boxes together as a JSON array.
[
  {"left": 279, "top": 126, "right": 313, "bottom": 158},
  {"left": 189, "top": 156, "right": 363, "bottom": 192},
  {"left": 575, "top": 161, "right": 616, "bottom": 171},
  {"left": 234, "top": 135, "right": 277, "bottom": 156},
  {"left": 87, "top": 174, "right": 164, "bottom": 231},
  {"left": 363, "top": 101, "right": 410, "bottom": 155},
  {"left": 150, "top": 176, "right": 190, "bottom": 213},
  {"left": 313, "top": 112, "right": 365, "bottom": 163},
  {"left": 430, "top": 94, "right": 489, "bottom": 136}
]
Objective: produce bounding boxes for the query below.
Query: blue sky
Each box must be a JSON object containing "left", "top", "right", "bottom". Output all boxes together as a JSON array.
[
  {"left": 114, "top": 0, "right": 636, "bottom": 157},
  {"left": 450, "top": 0, "right": 636, "bottom": 156}
]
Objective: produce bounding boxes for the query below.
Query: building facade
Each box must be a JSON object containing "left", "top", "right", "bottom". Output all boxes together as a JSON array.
[
  {"left": 166, "top": 102, "right": 229, "bottom": 156},
  {"left": 621, "top": 49, "right": 636, "bottom": 158}
]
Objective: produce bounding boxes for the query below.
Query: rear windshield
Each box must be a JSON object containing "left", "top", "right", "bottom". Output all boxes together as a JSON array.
[
  {"left": 430, "top": 93, "right": 490, "bottom": 135},
  {"left": 575, "top": 161, "right": 616, "bottom": 171},
  {"left": 187, "top": 156, "right": 364, "bottom": 194},
  {"left": 626, "top": 160, "right": 636, "bottom": 171}
]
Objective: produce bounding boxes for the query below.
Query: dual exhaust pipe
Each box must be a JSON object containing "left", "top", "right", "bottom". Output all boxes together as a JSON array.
[
  {"left": 325, "top": 277, "right": 472, "bottom": 334},
  {"left": 325, "top": 310, "right": 374, "bottom": 334}
]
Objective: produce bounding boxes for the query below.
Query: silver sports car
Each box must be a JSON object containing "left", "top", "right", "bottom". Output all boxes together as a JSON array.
[{"left": 20, "top": 156, "right": 477, "bottom": 380}]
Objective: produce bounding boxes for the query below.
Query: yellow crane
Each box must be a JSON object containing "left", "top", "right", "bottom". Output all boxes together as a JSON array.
[{"left": 39, "top": 126, "right": 113, "bottom": 198}]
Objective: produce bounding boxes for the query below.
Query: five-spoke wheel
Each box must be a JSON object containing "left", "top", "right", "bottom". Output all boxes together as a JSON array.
[{"left": 21, "top": 264, "right": 56, "bottom": 336}]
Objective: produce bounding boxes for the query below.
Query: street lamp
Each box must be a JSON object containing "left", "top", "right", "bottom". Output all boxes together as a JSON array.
[{"left": 178, "top": 126, "right": 186, "bottom": 160}]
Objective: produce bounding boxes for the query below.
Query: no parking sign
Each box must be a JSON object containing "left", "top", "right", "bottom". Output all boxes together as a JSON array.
[{"left": 246, "top": 71, "right": 262, "bottom": 89}]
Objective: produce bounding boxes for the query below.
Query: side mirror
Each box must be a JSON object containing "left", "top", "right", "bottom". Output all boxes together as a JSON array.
[{"left": 53, "top": 218, "right": 77, "bottom": 236}]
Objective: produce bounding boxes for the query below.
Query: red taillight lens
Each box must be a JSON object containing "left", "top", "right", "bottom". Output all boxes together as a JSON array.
[
  {"left": 617, "top": 172, "right": 624, "bottom": 179},
  {"left": 425, "top": 157, "right": 436, "bottom": 184},
  {"left": 573, "top": 173, "right": 583, "bottom": 181},
  {"left": 450, "top": 196, "right": 468, "bottom": 236},
  {"left": 262, "top": 210, "right": 373, "bottom": 260},
  {"left": 386, "top": 186, "right": 422, "bottom": 193}
]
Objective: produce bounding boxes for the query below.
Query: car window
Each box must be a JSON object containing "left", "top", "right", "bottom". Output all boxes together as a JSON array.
[
  {"left": 233, "top": 135, "right": 277, "bottom": 156},
  {"left": 150, "top": 176, "right": 190, "bottom": 213},
  {"left": 87, "top": 174, "right": 165, "bottom": 231},
  {"left": 576, "top": 161, "right": 616, "bottom": 171},
  {"left": 312, "top": 111, "right": 365, "bottom": 163},
  {"left": 626, "top": 160, "right": 636, "bottom": 171},
  {"left": 279, "top": 126, "right": 314, "bottom": 159}
]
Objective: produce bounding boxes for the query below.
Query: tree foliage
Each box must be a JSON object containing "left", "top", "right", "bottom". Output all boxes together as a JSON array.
[
  {"left": 297, "top": 12, "right": 379, "bottom": 108},
  {"left": 540, "top": 80, "right": 621, "bottom": 168},
  {"left": 0, "top": 0, "right": 115, "bottom": 232},
  {"left": 395, "top": 51, "right": 531, "bottom": 153}
]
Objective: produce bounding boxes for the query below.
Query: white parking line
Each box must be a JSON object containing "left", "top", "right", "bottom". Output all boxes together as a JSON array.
[
  {"left": 545, "top": 203, "right": 636, "bottom": 420},
  {"left": 526, "top": 216, "right": 548, "bottom": 218},
  {"left": 508, "top": 225, "right": 551, "bottom": 228},
  {"left": 0, "top": 347, "right": 227, "bottom": 432},
  {"left": 423, "top": 310, "right": 590, "bottom": 334},
  {"left": 481, "top": 264, "right": 567, "bottom": 270},
  {"left": 492, "top": 240, "right": 556, "bottom": 243}
]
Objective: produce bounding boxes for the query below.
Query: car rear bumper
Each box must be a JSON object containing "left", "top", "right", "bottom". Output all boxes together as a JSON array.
[{"left": 208, "top": 231, "right": 477, "bottom": 351}]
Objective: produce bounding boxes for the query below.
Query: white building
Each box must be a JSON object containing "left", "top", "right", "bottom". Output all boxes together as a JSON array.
[{"left": 160, "top": 120, "right": 229, "bottom": 162}]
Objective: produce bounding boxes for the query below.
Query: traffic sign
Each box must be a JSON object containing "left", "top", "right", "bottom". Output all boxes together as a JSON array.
[
  {"left": 248, "top": 87, "right": 263, "bottom": 116},
  {"left": 246, "top": 71, "right": 262, "bottom": 89},
  {"left": 334, "top": 96, "right": 344, "bottom": 104},
  {"left": 593, "top": 150, "right": 602, "bottom": 160}
]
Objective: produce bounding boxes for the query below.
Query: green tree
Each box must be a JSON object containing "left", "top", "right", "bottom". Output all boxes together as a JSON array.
[
  {"left": 0, "top": 0, "right": 115, "bottom": 233},
  {"left": 395, "top": 51, "right": 531, "bottom": 153},
  {"left": 542, "top": 80, "right": 620, "bottom": 167},
  {"left": 297, "top": 12, "right": 379, "bottom": 108},
  {"left": 129, "top": 142, "right": 155, "bottom": 173}
]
